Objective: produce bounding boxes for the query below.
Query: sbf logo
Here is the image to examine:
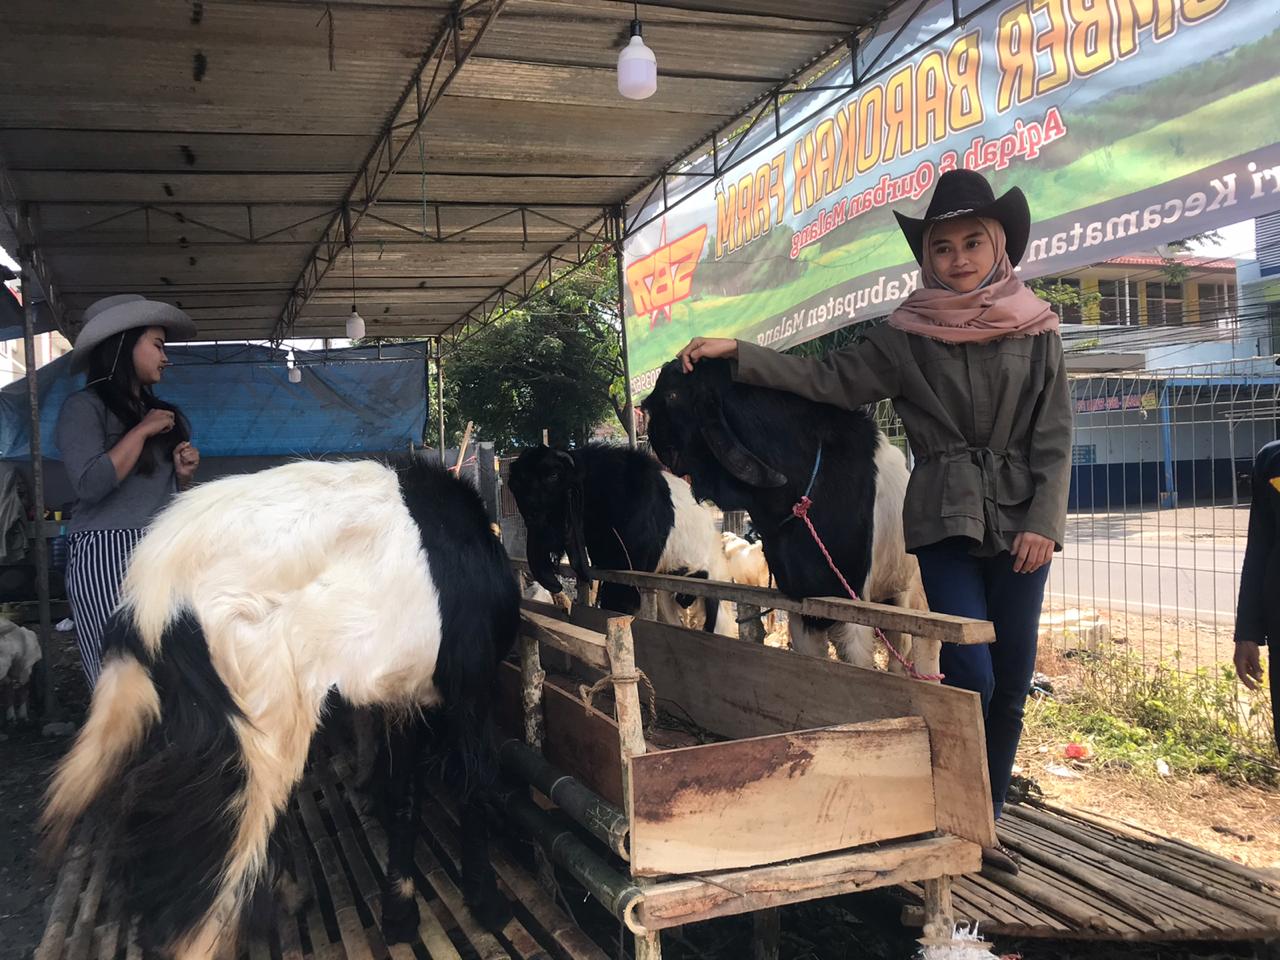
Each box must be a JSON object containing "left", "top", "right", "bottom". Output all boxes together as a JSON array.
[{"left": 626, "top": 224, "right": 708, "bottom": 328}]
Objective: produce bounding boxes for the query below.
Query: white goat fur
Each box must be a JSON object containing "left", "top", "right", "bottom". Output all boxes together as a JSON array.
[
  {"left": 719, "top": 533, "right": 778, "bottom": 634},
  {"left": 46, "top": 460, "right": 449, "bottom": 959},
  {"left": 0, "top": 619, "right": 41, "bottom": 722},
  {"left": 655, "top": 473, "right": 735, "bottom": 636},
  {"left": 787, "top": 436, "right": 937, "bottom": 677}
]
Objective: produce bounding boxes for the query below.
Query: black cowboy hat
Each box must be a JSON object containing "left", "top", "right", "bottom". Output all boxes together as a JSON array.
[{"left": 893, "top": 169, "right": 1031, "bottom": 267}]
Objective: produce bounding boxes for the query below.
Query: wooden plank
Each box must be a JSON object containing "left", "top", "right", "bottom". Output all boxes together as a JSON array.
[
  {"left": 404, "top": 791, "right": 551, "bottom": 960},
  {"left": 285, "top": 804, "right": 342, "bottom": 960},
  {"left": 999, "top": 816, "right": 1249, "bottom": 935},
  {"left": 629, "top": 718, "right": 936, "bottom": 876},
  {"left": 414, "top": 840, "right": 510, "bottom": 960},
  {"left": 420, "top": 789, "right": 610, "bottom": 960},
  {"left": 560, "top": 604, "right": 996, "bottom": 849},
  {"left": 997, "top": 822, "right": 1202, "bottom": 936},
  {"left": 1033, "top": 802, "right": 1280, "bottom": 903},
  {"left": 34, "top": 835, "right": 90, "bottom": 960},
  {"left": 981, "top": 863, "right": 1141, "bottom": 937},
  {"left": 124, "top": 920, "right": 140, "bottom": 960},
  {"left": 357, "top": 813, "right": 463, "bottom": 960},
  {"left": 298, "top": 790, "right": 376, "bottom": 960},
  {"left": 1008, "top": 805, "right": 1280, "bottom": 929},
  {"left": 64, "top": 841, "right": 109, "bottom": 960},
  {"left": 521, "top": 609, "right": 609, "bottom": 670},
  {"left": 633, "top": 835, "right": 980, "bottom": 931},
  {"left": 513, "top": 560, "right": 994, "bottom": 645},
  {"left": 497, "top": 659, "right": 626, "bottom": 807},
  {"left": 95, "top": 888, "right": 124, "bottom": 960}
]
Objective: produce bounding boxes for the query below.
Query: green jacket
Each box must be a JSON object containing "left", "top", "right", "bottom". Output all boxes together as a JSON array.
[{"left": 733, "top": 324, "right": 1073, "bottom": 556}]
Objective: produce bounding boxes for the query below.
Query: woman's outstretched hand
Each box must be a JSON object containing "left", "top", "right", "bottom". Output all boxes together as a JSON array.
[{"left": 676, "top": 337, "right": 738, "bottom": 373}]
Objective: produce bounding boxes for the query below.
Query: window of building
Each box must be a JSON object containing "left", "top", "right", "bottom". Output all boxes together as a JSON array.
[
  {"left": 1145, "top": 281, "right": 1183, "bottom": 326},
  {"left": 1098, "top": 279, "right": 1139, "bottom": 325},
  {"left": 1197, "top": 282, "right": 1237, "bottom": 325}
]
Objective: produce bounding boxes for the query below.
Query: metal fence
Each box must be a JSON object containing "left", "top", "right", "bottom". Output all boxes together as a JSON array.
[{"left": 871, "top": 356, "right": 1280, "bottom": 672}]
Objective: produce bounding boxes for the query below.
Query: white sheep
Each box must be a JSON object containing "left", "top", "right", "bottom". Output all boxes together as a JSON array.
[{"left": 0, "top": 618, "right": 41, "bottom": 723}]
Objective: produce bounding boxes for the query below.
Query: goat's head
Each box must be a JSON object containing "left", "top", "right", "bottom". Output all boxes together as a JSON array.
[
  {"left": 642, "top": 359, "right": 789, "bottom": 506},
  {"left": 507, "top": 446, "right": 591, "bottom": 594}
]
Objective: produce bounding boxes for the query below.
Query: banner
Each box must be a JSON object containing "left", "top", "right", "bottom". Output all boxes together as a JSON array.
[{"left": 622, "top": 0, "right": 1280, "bottom": 397}]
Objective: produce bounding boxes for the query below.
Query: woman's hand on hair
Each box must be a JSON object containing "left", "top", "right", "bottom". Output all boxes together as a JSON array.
[
  {"left": 139, "top": 408, "right": 175, "bottom": 438},
  {"left": 173, "top": 441, "right": 200, "bottom": 487},
  {"left": 1011, "top": 531, "right": 1054, "bottom": 574},
  {"left": 677, "top": 337, "right": 737, "bottom": 373}
]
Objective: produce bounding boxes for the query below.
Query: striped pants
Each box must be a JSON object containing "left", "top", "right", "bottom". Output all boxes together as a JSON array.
[{"left": 65, "top": 529, "right": 145, "bottom": 687}]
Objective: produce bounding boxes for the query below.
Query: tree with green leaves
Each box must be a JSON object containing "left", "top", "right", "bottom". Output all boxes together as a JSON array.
[{"left": 434, "top": 251, "right": 629, "bottom": 451}]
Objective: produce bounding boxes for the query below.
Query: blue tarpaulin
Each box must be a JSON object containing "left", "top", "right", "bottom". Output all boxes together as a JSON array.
[{"left": 0, "top": 342, "right": 428, "bottom": 459}]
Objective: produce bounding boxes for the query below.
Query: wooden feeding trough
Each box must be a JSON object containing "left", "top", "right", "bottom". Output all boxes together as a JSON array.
[{"left": 500, "top": 564, "right": 999, "bottom": 958}]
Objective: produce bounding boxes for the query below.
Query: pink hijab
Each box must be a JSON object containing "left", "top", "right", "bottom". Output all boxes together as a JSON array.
[{"left": 887, "top": 219, "right": 1058, "bottom": 344}]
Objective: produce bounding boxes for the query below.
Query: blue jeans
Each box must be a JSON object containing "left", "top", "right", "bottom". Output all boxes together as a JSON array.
[{"left": 915, "top": 538, "right": 1050, "bottom": 820}]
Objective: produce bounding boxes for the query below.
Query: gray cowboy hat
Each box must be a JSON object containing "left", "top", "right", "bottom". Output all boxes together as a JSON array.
[{"left": 70, "top": 295, "right": 197, "bottom": 373}]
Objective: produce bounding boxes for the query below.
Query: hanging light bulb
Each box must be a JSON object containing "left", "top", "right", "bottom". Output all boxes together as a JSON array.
[
  {"left": 617, "top": 3, "right": 656, "bottom": 100},
  {"left": 346, "top": 242, "right": 365, "bottom": 341},
  {"left": 346, "top": 305, "right": 365, "bottom": 340},
  {"left": 288, "top": 365, "right": 302, "bottom": 384}
]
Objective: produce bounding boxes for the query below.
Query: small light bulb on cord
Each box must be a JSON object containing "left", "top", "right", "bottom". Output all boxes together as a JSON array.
[
  {"left": 617, "top": 1, "right": 657, "bottom": 100},
  {"left": 288, "top": 365, "right": 302, "bottom": 384},
  {"left": 346, "top": 243, "right": 365, "bottom": 341},
  {"left": 346, "top": 305, "right": 365, "bottom": 340}
]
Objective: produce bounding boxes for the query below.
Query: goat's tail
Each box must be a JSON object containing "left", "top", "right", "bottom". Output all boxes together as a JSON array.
[{"left": 40, "top": 616, "right": 160, "bottom": 863}]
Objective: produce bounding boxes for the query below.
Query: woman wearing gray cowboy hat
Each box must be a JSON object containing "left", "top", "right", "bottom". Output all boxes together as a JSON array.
[
  {"left": 54, "top": 295, "right": 200, "bottom": 687},
  {"left": 676, "top": 169, "right": 1072, "bottom": 875}
]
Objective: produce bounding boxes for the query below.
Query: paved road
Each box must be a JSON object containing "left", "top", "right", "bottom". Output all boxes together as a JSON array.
[{"left": 1048, "top": 509, "right": 1247, "bottom": 620}]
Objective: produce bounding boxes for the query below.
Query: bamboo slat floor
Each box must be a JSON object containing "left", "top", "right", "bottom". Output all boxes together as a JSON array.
[
  {"left": 901, "top": 802, "right": 1280, "bottom": 942},
  {"left": 35, "top": 747, "right": 1280, "bottom": 959},
  {"left": 33, "top": 740, "right": 606, "bottom": 960}
]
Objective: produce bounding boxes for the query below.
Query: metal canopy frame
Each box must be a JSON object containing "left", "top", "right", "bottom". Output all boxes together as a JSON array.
[{"left": 0, "top": 0, "right": 888, "bottom": 342}]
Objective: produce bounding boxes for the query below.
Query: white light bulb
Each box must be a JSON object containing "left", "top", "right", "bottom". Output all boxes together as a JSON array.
[
  {"left": 346, "top": 307, "right": 365, "bottom": 340},
  {"left": 288, "top": 366, "right": 302, "bottom": 384},
  {"left": 617, "top": 29, "right": 657, "bottom": 100}
]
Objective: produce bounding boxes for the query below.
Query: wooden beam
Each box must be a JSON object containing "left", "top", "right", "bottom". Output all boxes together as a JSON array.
[
  {"left": 520, "top": 607, "right": 609, "bottom": 670},
  {"left": 631, "top": 835, "right": 980, "bottom": 932},
  {"left": 511, "top": 560, "right": 994, "bottom": 645}
]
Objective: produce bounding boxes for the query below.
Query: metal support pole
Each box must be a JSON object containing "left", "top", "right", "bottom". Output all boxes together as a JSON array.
[
  {"left": 435, "top": 336, "right": 446, "bottom": 454},
  {"left": 613, "top": 209, "right": 638, "bottom": 449},
  {"left": 20, "top": 268, "right": 57, "bottom": 718}
]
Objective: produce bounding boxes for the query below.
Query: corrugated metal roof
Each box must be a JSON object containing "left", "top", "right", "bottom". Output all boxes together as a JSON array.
[{"left": 0, "top": 0, "right": 899, "bottom": 341}]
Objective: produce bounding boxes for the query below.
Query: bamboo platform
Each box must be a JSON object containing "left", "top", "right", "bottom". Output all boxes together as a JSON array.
[
  {"left": 901, "top": 802, "right": 1280, "bottom": 942},
  {"left": 34, "top": 739, "right": 609, "bottom": 960},
  {"left": 34, "top": 746, "right": 1280, "bottom": 959}
]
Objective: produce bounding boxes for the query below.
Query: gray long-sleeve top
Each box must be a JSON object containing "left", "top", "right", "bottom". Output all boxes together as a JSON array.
[
  {"left": 734, "top": 324, "right": 1073, "bottom": 556},
  {"left": 54, "top": 389, "right": 178, "bottom": 535}
]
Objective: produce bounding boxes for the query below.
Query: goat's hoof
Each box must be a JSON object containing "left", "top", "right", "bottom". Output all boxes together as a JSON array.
[
  {"left": 380, "top": 893, "right": 420, "bottom": 944},
  {"left": 464, "top": 884, "right": 512, "bottom": 932}
]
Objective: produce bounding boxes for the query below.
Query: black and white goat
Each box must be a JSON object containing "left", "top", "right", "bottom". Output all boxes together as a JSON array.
[
  {"left": 641, "top": 359, "right": 936, "bottom": 676},
  {"left": 508, "top": 444, "right": 734, "bottom": 635},
  {"left": 41, "top": 459, "right": 518, "bottom": 959}
]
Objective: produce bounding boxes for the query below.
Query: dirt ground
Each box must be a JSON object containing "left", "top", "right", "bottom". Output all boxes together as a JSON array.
[{"left": 0, "top": 629, "right": 88, "bottom": 960}]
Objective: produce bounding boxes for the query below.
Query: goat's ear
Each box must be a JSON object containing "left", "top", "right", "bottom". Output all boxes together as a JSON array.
[{"left": 694, "top": 392, "right": 788, "bottom": 488}]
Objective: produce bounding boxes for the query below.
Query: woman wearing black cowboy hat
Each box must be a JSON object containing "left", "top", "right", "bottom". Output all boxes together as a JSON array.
[
  {"left": 677, "top": 169, "right": 1072, "bottom": 874},
  {"left": 54, "top": 295, "right": 200, "bottom": 687}
]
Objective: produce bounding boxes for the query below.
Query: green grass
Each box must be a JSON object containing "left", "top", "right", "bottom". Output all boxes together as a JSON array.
[
  {"left": 1024, "top": 654, "right": 1279, "bottom": 786},
  {"left": 626, "top": 66, "right": 1280, "bottom": 386}
]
